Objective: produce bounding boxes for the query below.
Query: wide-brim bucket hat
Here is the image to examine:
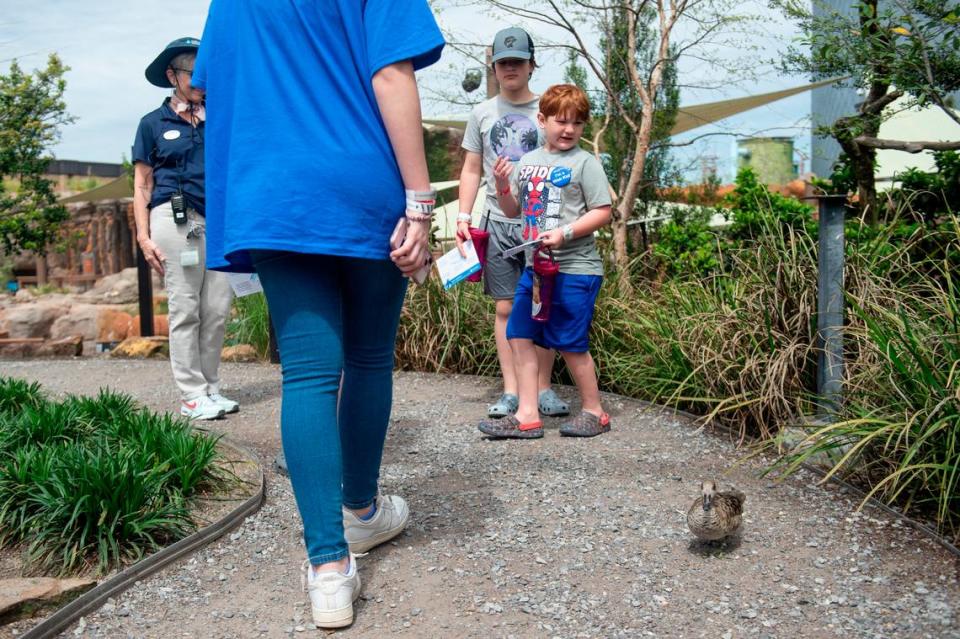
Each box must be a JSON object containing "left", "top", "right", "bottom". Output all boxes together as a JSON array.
[{"left": 145, "top": 37, "right": 200, "bottom": 88}]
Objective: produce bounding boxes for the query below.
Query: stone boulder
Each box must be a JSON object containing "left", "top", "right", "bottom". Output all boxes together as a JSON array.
[
  {"left": 79, "top": 268, "right": 141, "bottom": 304},
  {"left": 0, "top": 577, "right": 96, "bottom": 623},
  {"left": 50, "top": 303, "right": 124, "bottom": 341},
  {"left": 111, "top": 336, "right": 169, "bottom": 359},
  {"left": 221, "top": 344, "right": 259, "bottom": 362},
  {"left": 96, "top": 309, "right": 135, "bottom": 343},
  {"left": 0, "top": 335, "right": 83, "bottom": 358},
  {"left": 130, "top": 314, "right": 170, "bottom": 338},
  {"left": 2, "top": 300, "right": 71, "bottom": 338},
  {"left": 14, "top": 288, "right": 34, "bottom": 302}
]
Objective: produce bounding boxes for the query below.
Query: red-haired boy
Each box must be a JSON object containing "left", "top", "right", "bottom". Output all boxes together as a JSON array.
[{"left": 480, "top": 84, "right": 613, "bottom": 439}]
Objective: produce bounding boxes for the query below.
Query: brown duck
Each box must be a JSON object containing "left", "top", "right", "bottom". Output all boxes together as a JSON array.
[{"left": 686, "top": 480, "right": 746, "bottom": 541}]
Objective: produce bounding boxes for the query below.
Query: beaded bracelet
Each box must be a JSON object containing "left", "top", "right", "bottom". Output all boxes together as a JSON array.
[{"left": 405, "top": 211, "right": 433, "bottom": 223}]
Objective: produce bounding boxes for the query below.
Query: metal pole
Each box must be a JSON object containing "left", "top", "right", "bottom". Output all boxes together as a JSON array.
[
  {"left": 136, "top": 245, "right": 154, "bottom": 337},
  {"left": 815, "top": 194, "right": 846, "bottom": 415}
]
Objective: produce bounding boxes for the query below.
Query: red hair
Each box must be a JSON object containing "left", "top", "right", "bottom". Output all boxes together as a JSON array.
[{"left": 539, "top": 84, "right": 590, "bottom": 121}]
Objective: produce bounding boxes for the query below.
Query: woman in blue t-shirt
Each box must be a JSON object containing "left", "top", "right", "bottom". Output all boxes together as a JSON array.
[{"left": 193, "top": 0, "right": 444, "bottom": 628}]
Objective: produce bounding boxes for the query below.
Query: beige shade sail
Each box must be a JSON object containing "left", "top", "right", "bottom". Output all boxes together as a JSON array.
[
  {"left": 671, "top": 78, "right": 841, "bottom": 135},
  {"left": 59, "top": 176, "right": 133, "bottom": 203},
  {"left": 426, "top": 78, "right": 845, "bottom": 136}
]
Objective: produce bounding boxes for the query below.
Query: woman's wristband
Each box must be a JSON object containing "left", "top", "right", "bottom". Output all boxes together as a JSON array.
[
  {"left": 497, "top": 185, "right": 511, "bottom": 196},
  {"left": 456, "top": 212, "right": 472, "bottom": 224},
  {"left": 405, "top": 188, "right": 437, "bottom": 216},
  {"left": 406, "top": 211, "right": 433, "bottom": 223}
]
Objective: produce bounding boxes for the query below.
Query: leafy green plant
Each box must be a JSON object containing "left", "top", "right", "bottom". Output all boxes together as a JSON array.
[
  {"left": 725, "top": 167, "right": 815, "bottom": 240},
  {"left": 650, "top": 206, "right": 725, "bottom": 277},
  {"left": 770, "top": 258, "right": 960, "bottom": 539},
  {"left": 0, "top": 381, "right": 225, "bottom": 573},
  {"left": 24, "top": 442, "right": 191, "bottom": 572},
  {"left": 225, "top": 293, "right": 270, "bottom": 359},
  {"left": 0, "top": 377, "right": 45, "bottom": 416}
]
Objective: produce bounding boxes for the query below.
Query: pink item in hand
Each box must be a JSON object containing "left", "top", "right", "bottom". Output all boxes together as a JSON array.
[
  {"left": 531, "top": 250, "right": 559, "bottom": 322},
  {"left": 466, "top": 227, "right": 490, "bottom": 283}
]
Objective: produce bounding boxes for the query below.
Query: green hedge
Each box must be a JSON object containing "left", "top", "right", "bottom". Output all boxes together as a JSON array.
[{"left": 0, "top": 380, "right": 226, "bottom": 574}]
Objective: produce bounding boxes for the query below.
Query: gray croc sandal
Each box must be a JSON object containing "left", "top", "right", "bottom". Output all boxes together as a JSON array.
[
  {"left": 487, "top": 393, "right": 519, "bottom": 418},
  {"left": 538, "top": 388, "right": 570, "bottom": 416}
]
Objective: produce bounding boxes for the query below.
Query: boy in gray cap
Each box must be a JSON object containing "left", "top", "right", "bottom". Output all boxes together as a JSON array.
[{"left": 455, "top": 27, "right": 569, "bottom": 420}]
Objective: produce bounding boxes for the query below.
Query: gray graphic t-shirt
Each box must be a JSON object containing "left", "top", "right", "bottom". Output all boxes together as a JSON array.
[
  {"left": 462, "top": 96, "right": 543, "bottom": 224},
  {"left": 511, "top": 146, "right": 612, "bottom": 276}
]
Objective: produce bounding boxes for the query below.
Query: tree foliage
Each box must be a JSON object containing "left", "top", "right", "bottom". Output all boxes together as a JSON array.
[
  {"left": 477, "top": 0, "right": 750, "bottom": 293},
  {"left": 0, "top": 55, "right": 74, "bottom": 254},
  {"left": 777, "top": 0, "right": 960, "bottom": 221}
]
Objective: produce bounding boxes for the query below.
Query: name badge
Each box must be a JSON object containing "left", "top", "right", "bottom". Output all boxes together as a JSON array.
[{"left": 180, "top": 248, "right": 200, "bottom": 267}]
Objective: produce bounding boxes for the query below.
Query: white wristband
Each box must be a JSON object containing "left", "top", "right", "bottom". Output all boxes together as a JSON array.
[
  {"left": 562, "top": 224, "right": 575, "bottom": 242},
  {"left": 456, "top": 212, "right": 472, "bottom": 223},
  {"left": 405, "top": 200, "right": 435, "bottom": 215}
]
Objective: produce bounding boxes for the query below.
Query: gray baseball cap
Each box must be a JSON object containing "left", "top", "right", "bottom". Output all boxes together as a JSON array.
[{"left": 491, "top": 27, "right": 534, "bottom": 63}]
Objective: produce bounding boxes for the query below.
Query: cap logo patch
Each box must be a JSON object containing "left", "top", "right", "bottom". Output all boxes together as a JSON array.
[{"left": 505, "top": 36, "right": 517, "bottom": 48}]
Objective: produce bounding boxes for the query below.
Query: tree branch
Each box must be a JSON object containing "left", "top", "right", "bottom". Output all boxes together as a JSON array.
[
  {"left": 861, "top": 89, "right": 903, "bottom": 116},
  {"left": 854, "top": 136, "right": 960, "bottom": 153}
]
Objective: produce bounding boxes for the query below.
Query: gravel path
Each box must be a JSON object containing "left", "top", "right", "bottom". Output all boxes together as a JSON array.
[{"left": 2, "top": 358, "right": 958, "bottom": 639}]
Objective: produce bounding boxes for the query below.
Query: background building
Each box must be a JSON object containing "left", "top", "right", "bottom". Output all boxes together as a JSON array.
[{"left": 737, "top": 137, "right": 798, "bottom": 185}]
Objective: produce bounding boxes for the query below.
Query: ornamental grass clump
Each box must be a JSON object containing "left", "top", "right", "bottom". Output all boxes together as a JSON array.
[{"left": 0, "top": 380, "right": 226, "bottom": 574}]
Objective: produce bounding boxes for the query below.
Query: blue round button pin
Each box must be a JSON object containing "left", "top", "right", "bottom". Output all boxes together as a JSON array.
[{"left": 549, "top": 166, "right": 572, "bottom": 187}]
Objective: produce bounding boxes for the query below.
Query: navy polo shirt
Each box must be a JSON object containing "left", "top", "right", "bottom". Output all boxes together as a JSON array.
[{"left": 132, "top": 98, "right": 205, "bottom": 215}]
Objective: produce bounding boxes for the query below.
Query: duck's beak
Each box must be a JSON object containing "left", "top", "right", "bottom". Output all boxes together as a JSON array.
[{"left": 702, "top": 494, "right": 712, "bottom": 510}]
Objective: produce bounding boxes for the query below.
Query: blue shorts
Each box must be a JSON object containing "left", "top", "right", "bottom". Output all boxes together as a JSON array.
[{"left": 506, "top": 269, "right": 602, "bottom": 353}]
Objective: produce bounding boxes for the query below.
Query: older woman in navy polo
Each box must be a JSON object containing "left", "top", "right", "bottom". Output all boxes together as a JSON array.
[{"left": 131, "top": 37, "right": 236, "bottom": 421}]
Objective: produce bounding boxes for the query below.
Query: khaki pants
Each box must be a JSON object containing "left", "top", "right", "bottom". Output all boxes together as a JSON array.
[{"left": 150, "top": 202, "right": 234, "bottom": 400}]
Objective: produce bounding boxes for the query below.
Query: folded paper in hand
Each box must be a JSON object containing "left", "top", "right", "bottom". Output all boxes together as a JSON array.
[
  {"left": 501, "top": 238, "right": 543, "bottom": 259},
  {"left": 436, "top": 240, "right": 481, "bottom": 290}
]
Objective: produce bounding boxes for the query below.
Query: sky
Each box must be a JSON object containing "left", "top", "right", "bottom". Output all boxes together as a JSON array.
[{"left": 1, "top": 1, "right": 813, "bottom": 183}]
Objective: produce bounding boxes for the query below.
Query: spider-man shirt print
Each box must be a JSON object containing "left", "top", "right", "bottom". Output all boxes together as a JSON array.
[
  {"left": 489, "top": 114, "right": 539, "bottom": 161},
  {"left": 517, "top": 164, "right": 567, "bottom": 240}
]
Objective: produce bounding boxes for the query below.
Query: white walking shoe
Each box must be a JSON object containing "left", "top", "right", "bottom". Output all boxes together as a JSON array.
[
  {"left": 208, "top": 393, "right": 239, "bottom": 414},
  {"left": 302, "top": 555, "right": 361, "bottom": 629},
  {"left": 343, "top": 493, "right": 409, "bottom": 554},
  {"left": 180, "top": 395, "right": 225, "bottom": 420}
]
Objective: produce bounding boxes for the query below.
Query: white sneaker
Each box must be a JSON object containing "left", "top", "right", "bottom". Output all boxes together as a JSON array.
[
  {"left": 208, "top": 393, "right": 239, "bottom": 414},
  {"left": 180, "top": 395, "right": 225, "bottom": 420},
  {"left": 302, "top": 555, "right": 361, "bottom": 628},
  {"left": 342, "top": 493, "right": 409, "bottom": 554}
]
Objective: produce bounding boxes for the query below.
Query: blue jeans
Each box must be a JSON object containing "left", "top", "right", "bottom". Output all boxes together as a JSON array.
[{"left": 251, "top": 250, "right": 408, "bottom": 564}]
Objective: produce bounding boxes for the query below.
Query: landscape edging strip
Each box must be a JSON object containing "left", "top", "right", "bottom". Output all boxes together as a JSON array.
[{"left": 21, "top": 438, "right": 266, "bottom": 639}]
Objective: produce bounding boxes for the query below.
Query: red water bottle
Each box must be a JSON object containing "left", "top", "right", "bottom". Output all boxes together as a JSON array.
[
  {"left": 531, "top": 249, "right": 559, "bottom": 322},
  {"left": 466, "top": 226, "right": 489, "bottom": 283}
]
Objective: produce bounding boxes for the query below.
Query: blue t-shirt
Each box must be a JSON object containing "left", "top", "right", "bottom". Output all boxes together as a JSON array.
[
  {"left": 192, "top": 0, "right": 445, "bottom": 272},
  {"left": 132, "top": 99, "right": 205, "bottom": 215}
]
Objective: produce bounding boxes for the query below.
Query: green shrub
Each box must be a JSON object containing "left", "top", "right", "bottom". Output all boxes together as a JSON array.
[
  {"left": 0, "top": 377, "right": 45, "bottom": 416},
  {"left": 0, "top": 382, "right": 224, "bottom": 574},
  {"left": 771, "top": 257, "right": 960, "bottom": 539},
  {"left": 225, "top": 293, "right": 270, "bottom": 359},
  {"left": 650, "top": 206, "right": 725, "bottom": 277},
  {"left": 725, "top": 167, "right": 815, "bottom": 240}
]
